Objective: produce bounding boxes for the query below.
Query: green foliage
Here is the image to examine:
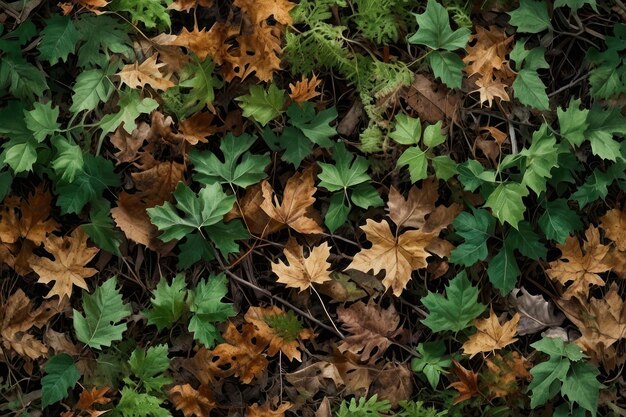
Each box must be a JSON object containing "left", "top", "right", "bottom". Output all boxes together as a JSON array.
[
  {"left": 99, "top": 90, "right": 160, "bottom": 136},
  {"left": 169, "top": 56, "right": 222, "bottom": 119},
  {"left": 236, "top": 84, "right": 286, "bottom": 126},
  {"left": 127, "top": 345, "right": 172, "bottom": 393},
  {"left": 518, "top": 124, "right": 559, "bottom": 195},
  {"left": 336, "top": 395, "right": 391, "bottom": 417},
  {"left": 38, "top": 15, "right": 81, "bottom": 65},
  {"left": 484, "top": 182, "right": 529, "bottom": 229},
  {"left": 587, "top": 24, "right": 626, "bottom": 99},
  {"left": 538, "top": 199, "right": 583, "bottom": 243},
  {"left": 51, "top": 136, "right": 84, "bottom": 183},
  {"left": 264, "top": 310, "right": 305, "bottom": 341},
  {"left": 75, "top": 15, "right": 133, "bottom": 68},
  {"left": 144, "top": 275, "right": 188, "bottom": 331},
  {"left": 510, "top": 41, "right": 549, "bottom": 110},
  {"left": 188, "top": 274, "right": 235, "bottom": 347},
  {"left": 397, "top": 401, "right": 448, "bottom": 417},
  {"left": 70, "top": 65, "right": 117, "bottom": 113},
  {"left": 449, "top": 209, "right": 495, "bottom": 267},
  {"left": 508, "top": 0, "right": 551, "bottom": 33},
  {"left": 114, "top": 387, "right": 170, "bottom": 417},
  {"left": 82, "top": 202, "right": 123, "bottom": 255},
  {"left": 41, "top": 354, "right": 80, "bottom": 408},
  {"left": 73, "top": 277, "right": 132, "bottom": 349},
  {"left": 411, "top": 341, "right": 451, "bottom": 389},
  {"left": 352, "top": 0, "right": 410, "bottom": 43},
  {"left": 110, "top": 0, "right": 171, "bottom": 29}
]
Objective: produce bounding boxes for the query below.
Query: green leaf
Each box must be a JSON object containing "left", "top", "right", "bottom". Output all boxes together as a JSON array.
[
  {"left": 421, "top": 271, "right": 487, "bottom": 333},
  {"left": 75, "top": 15, "right": 133, "bottom": 68},
  {"left": 528, "top": 357, "right": 570, "bottom": 408},
  {"left": 1, "top": 138, "right": 39, "bottom": 173},
  {"left": 449, "top": 208, "right": 496, "bottom": 266},
  {"left": 558, "top": 99, "right": 589, "bottom": 146},
  {"left": 99, "top": 90, "right": 159, "bottom": 135},
  {"left": 431, "top": 155, "right": 458, "bottom": 180},
  {"left": 41, "top": 354, "right": 80, "bottom": 408},
  {"left": 350, "top": 183, "right": 383, "bottom": 209},
  {"left": 188, "top": 274, "right": 235, "bottom": 348},
  {"left": 585, "top": 106, "right": 626, "bottom": 161},
  {"left": 190, "top": 133, "right": 269, "bottom": 188},
  {"left": 554, "top": 0, "right": 597, "bottom": 11},
  {"left": 389, "top": 114, "right": 421, "bottom": 145},
  {"left": 485, "top": 182, "right": 529, "bottom": 228},
  {"left": 204, "top": 220, "right": 248, "bottom": 256},
  {"left": 177, "top": 232, "right": 214, "bottom": 269},
  {"left": 408, "top": 0, "right": 470, "bottom": 50},
  {"left": 110, "top": 0, "right": 171, "bottom": 29},
  {"left": 236, "top": 84, "right": 285, "bottom": 126},
  {"left": 457, "top": 159, "right": 496, "bottom": 192},
  {"left": 287, "top": 102, "right": 337, "bottom": 147},
  {"left": 24, "top": 102, "right": 59, "bottom": 142},
  {"left": 51, "top": 136, "right": 84, "bottom": 183},
  {"left": 0, "top": 56, "right": 48, "bottom": 101},
  {"left": 513, "top": 69, "right": 549, "bottom": 110},
  {"left": 422, "top": 121, "right": 446, "bottom": 148},
  {"left": 38, "top": 15, "right": 81, "bottom": 65},
  {"left": 538, "top": 199, "right": 583, "bottom": 243},
  {"left": 506, "top": 221, "right": 547, "bottom": 260},
  {"left": 487, "top": 244, "right": 519, "bottom": 294},
  {"left": 128, "top": 344, "right": 172, "bottom": 393},
  {"left": 397, "top": 146, "right": 428, "bottom": 183},
  {"left": 73, "top": 277, "right": 131, "bottom": 349},
  {"left": 0, "top": 170, "right": 12, "bottom": 200},
  {"left": 570, "top": 167, "right": 622, "bottom": 208},
  {"left": 262, "top": 125, "right": 314, "bottom": 167},
  {"left": 147, "top": 182, "right": 236, "bottom": 242},
  {"left": 82, "top": 202, "right": 123, "bottom": 255},
  {"left": 411, "top": 341, "right": 451, "bottom": 389},
  {"left": 561, "top": 361, "right": 601, "bottom": 416},
  {"left": 520, "top": 124, "right": 559, "bottom": 195},
  {"left": 325, "top": 193, "right": 350, "bottom": 233},
  {"left": 318, "top": 142, "right": 371, "bottom": 191},
  {"left": 178, "top": 56, "right": 223, "bottom": 116},
  {"left": 428, "top": 51, "right": 464, "bottom": 89},
  {"left": 115, "top": 387, "right": 170, "bottom": 417},
  {"left": 508, "top": 0, "right": 551, "bottom": 33},
  {"left": 144, "top": 275, "right": 188, "bottom": 331},
  {"left": 70, "top": 66, "right": 116, "bottom": 113},
  {"left": 532, "top": 336, "right": 584, "bottom": 361}
]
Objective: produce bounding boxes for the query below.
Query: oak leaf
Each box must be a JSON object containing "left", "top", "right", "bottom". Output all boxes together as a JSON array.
[
  {"left": 246, "top": 401, "right": 292, "bottom": 417},
  {"left": 76, "top": 386, "right": 111, "bottom": 417},
  {"left": 482, "top": 352, "right": 531, "bottom": 398},
  {"left": 117, "top": 54, "right": 175, "bottom": 91},
  {"left": 109, "top": 122, "right": 151, "bottom": 164},
  {"left": 163, "top": 24, "right": 231, "bottom": 62},
  {"left": 169, "top": 384, "right": 215, "bottom": 417},
  {"left": 547, "top": 225, "right": 613, "bottom": 299},
  {"left": 462, "top": 309, "right": 520, "bottom": 358},
  {"left": 271, "top": 238, "right": 332, "bottom": 292},
  {"left": 448, "top": 360, "right": 480, "bottom": 404},
  {"left": 261, "top": 166, "right": 323, "bottom": 235},
  {"left": 234, "top": 0, "right": 295, "bottom": 25},
  {"left": 336, "top": 301, "right": 401, "bottom": 361},
  {"left": 289, "top": 74, "right": 322, "bottom": 104},
  {"left": 29, "top": 227, "right": 99, "bottom": 300},
  {"left": 347, "top": 219, "right": 435, "bottom": 297}
]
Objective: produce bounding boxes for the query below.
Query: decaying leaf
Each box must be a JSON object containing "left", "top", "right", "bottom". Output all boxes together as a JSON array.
[
  {"left": 246, "top": 401, "right": 292, "bottom": 417},
  {"left": 117, "top": 54, "right": 175, "bottom": 91},
  {"left": 600, "top": 208, "right": 626, "bottom": 251},
  {"left": 289, "top": 74, "right": 322, "bottom": 104},
  {"left": 225, "top": 183, "right": 282, "bottom": 237},
  {"left": 76, "top": 386, "right": 112, "bottom": 417},
  {"left": 482, "top": 352, "right": 531, "bottom": 398},
  {"left": 510, "top": 288, "right": 564, "bottom": 335},
  {"left": 473, "top": 77, "right": 510, "bottom": 107},
  {"left": 271, "top": 238, "right": 332, "bottom": 292},
  {"left": 169, "top": 384, "right": 215, "bottom": 417},
  {"left": 462, "top": 309, "right": 520, "bottom": 357},
  {"left": 405, "top": 74, "right": 460, "bottom": 124},
  {"left": 369, "top": 361, "right": 413, "bottom": 406},
  {"left": 448, "top": 360, "right": 480, "bottom": 404},
  {"left": 168, "top": 0, "right": 213, "bottom": 12}
]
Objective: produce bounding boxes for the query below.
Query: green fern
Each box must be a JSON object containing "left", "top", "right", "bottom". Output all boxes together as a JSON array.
[
  {"left": 352, "top": 0, "right": 411, "bottom": 43},
  {"left": 398, "top": 401, "right": 448, "bottom": 417},
  {"left": 336, "top": 395, "right": 391, "bottom": 417},
  {"left": 291, "top": 0, "right": 347, "bottom": 24}
]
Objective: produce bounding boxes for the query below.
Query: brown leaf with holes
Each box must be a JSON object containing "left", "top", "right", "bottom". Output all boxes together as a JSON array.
[
  {"left": 169, "top": 384, "right": 215, "bottom": 417},
  {"left": 168, "top": 0, "right": 213, "bottom": 11},
  {"left": 117, "top": 54, "right": 175, "bottom": 91},
  {"left": 76, "top": 387, "right": 111, "bottom": 417},
  {"left": 29, "top": 227, "right": 99, "bottom": 300},
  {"left": 347, "top": 219, "right": 435, "bottom": 296},
  {"left": 337, "top": 301, "right": 400, "bottom": 361},
  {"left": 482, "top": 352, "right": 531, "bottom": 398},
  {"left": 261, "top": 166, "right": 323, "bottom": 235},
  {"left": 244, "top": 306, "right": 313, "bottom": 361},
  {"left": 234, "top": 0, "right": 295, "bottom": 25},
  {"left": 547, "top": 225, "right": 613, "bottom": 300},
  {"left": 449, "top": 360, "right": 480, "bottom": 404},
  {"left": 289, "top": 74, "right": 322, "bottom": 103},
  {"left": 246, "top": 401, "right": 292, "bottom": 417},
  {"left": 271, "top": 238, "right": 332, "bottom": 292},
  {"left": 462, "top": 309, "right": 520, "bottom": 358}
]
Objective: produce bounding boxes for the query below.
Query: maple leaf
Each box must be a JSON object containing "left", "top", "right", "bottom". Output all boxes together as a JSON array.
[
  {"left": 271, "top": 238, "right": 332, "bottom": 292},
  {"left": 260, "top": 166, "right": 323, "bottom": 235},
  {"left": 168, "top": 384, "right": 215, "bottom": 417},
  {"left": 29, "top": 227, "right": 99, "bottom": 300},
  {"left": 0, "top": 289, "right": 63, "bottom": 360},
  {"left": 336, "top": 301, "right": 401, "bottom": 361},
  {"left": 347, "top": 219, "right": 435, "bottom": 297},
  {"left": 117, "top": 54, "right": 175, "bottom": 91},
  {"left": 547, "top": 225, "right": 613, "bottom": 299},
  {"left": 247, "top": 401, "right": 292, "bottom": 417},
  {"left": 160, "top": 24, "right": 231, "bottom": 61},
  {"left": 168, "top": 0, "right": 213, "bottom": 12},
  {"left": 234, "top": 0, "right": 295, "bottom": 25},
  {"left": 179, "top": 112, "right": 217, "bottom": 145},
  {"left": 289, "top": 74, "right": 322, "bottom": 103},
  {"left": 482, "top": 352, "right": 531, "bottom": 398},
  {"left": 244, "top": 306, "right": 313, "bottom": 361},
  {"left": 473, "top": 77, "right": 510, "bottom": 107},
  {"left": 76, "top": 386, "right": 112, "bottom": 417},
  {"left": 462, "top": 309, "right": 520, "bottom": 358},
  {"left": 386, "top": 180, "right": 437, "bottom": 229},
  {"left": 448, "top": 360, "right": 480, "bottom": 404},
  {"left": 225, "top": 183, "right": 282, "bottom": 237},
  {"left": 464, "top": 26, "right": 514, "bottom": 79},
  {"left": 600, "top": 207, "right": 626, "bottom": 251}
]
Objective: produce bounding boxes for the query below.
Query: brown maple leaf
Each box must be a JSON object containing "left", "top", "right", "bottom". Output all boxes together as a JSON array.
[
  {"left": 601, "top": 208, "right": 626, "bottom": 251},
  {"left": 244, "top": 306, "right": 313, "bottom": 361},
  {"left": 289, "top": 74, "right": 322, "bottom": 104},
  {"left": 387, "top": 180, "right": 437, "bottom": 229},
  {"left": 109, "top": 122, "right": 151, "bottom": 164},
  {"left": 29, "top": 227, "right": 99, "bottom": 300},
  {"left": 448, "top": 360, "right": 480, "bottom": 404},
  {"left": 76, "top": 386, "right": 112, "bottom": 417},
  {"left": 234, "top": 0, "right": 295, "bottom": 25},
  {"left": 336, "top": 301, "right": 401, "bottom": 361},
  {"left": 246, "top": 401, "right": 292, "bottom": 417},
  {"left": 231, "top": 23, "right": 283, "bottom": 82},
  {"left": 179, "top": 112, "right": 218, "bottom": 145},
  {"left": 271, "top": 238, "right": 332, "bottom": 292},
  {"left": 161, "top": 23, "right": 233, "bottom": 62},
  {"left": 225, "top": 183, "right": 283, "bottom": 237},
  {"left": 117, "top": 54, "right": 175, "bottom": 91},
  {"left": 168, "top": 0, "right": 213, "bottom": 12},
  {"left": 473, "top": 77, "right": 510, "bottom": 107},
  {"left": 482, "top": 352, "right": 531, "bottom": 398},
  {"left": 347, "top": 219, "right": 435, "bottom": 297},
  {"left": 547, "top": 225, "right": 613, "bottom": 300},
  {"left": 261, "top": 166, "right": 323, "bottom": 235},
  {"left": 169, "top": 384, "right": 215, "bottom": 417},
  {"left": 462, "top": 309, "right": 520, "bottom": 358},
  {"left": 464, "top": 26, "right": 514, "bottom": 79}
]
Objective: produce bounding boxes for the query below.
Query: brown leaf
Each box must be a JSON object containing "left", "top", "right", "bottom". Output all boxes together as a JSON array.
[
  {"left": 449, "top": 360, "right": 480, "bottom": 404},
  {"left": 261, "top": 166, "right": 323, "bottom": 235},
  {"left": 473, "top": 76, "right": 510, "bottom": 107},
  {"left": 76, "top": 386, "right": 111, "bottom": 417},
  {"left": 405, "top": 74, "right": 460, "bottom": 124},
  {"left": 225, "top": 183, "right": 282, "bottom": 237},
  {"left": 347, "top": 219, "right": 435, "bottom": 296},
  {"left": 315, "top": 397, "right": 332, "bottom": 417},
  {"left": 29, "top": 227, "right": 99, "bottom": 300},
  {"left": 289, "top": 74, "right": 322, "bottom": 104},
  {"left": 109, "top": 122, "right": 151, "bottom": 164},
  {"left": 168, "top": 0, "right": 213, "bottom": 11},
  {"left": 510, "top": 288, "right": 564, "bottom": 335},
  {"left": 387, "top": 179, "right": 438, "bottom": 230},
  {"left": 547, "top": 225, "right": 613, "bottom": 300},
  {"left": 117, "top": 54, "right": 175, "bottom": 91},
  {"left": 462, "top": 309, "right": 519, "bottom": 358},
  {"left": 482, "top": 352, "right": 531, "bottom": 398},
  {"left": 246, "top": 401, "right": 292, "bottom": 417},
  {"left": 285, "top": 360, "right": 342, "bottom": 397},
  {"left": 44, "top": 328, "right": 80, "bottom": 356},
  {"left": 601, "top": 207, "right": 626, "bottom": 251},
  {"left": 179, "top": 112, "right": 217, "bottom": 145},
  {"left": 370, "top": 362, "right": 413, "bottom": 406},
  {"left": 169, "top": 384, "right": 215, "bottom": 417},
  {"left": 234, "top": 0, "right": 295, "bottom": 25},
  {"left": 337, "top": 301, "right": 400, "bottom": 361},
  {"left": 271, "top": 238, "right": 332, "bottom": 292},
  {"left": 159, "top": 23, "right": 231, "bottom": 62},
  {"left": 464, "top": 26, "right": 514, "bottom": 79}
]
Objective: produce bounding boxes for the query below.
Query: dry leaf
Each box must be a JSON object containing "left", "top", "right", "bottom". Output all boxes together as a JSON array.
[
  {"left": 44, "top": 328, "right": 80, "bottom": 356},
  {"left": 482, "top": 352, "right": 531, "bottom": 398},
  {"left": 117, "top": 54, "right": 175, "bottom": 91},
  {"left": 285, "top": 360, "right": 343, "bottom": 397},
  {"left": 336, "top": 301, "right": 401, "bottom": 361},
  {"left": 271, "top": 238, "right": 332, "bottom": 292},
  {"left": 226, "top": 183, "right": 282, "bottom": 237},
  {"left": 29, "top": 227, "right": 99, "bottom": 300},
  {"left": 179, "top": 112, "right": 217, "bottom": 145},
  {"left": 168, "top": 0, "right": 213, "bottom": 11},
  {"left": 289, "top": 74, "right": 322, "bottom": 103},
  {"left": 464, "top": 26, "right": 514, "bottom": 79},
  {"left": 387, "top": 179, "right": 437, "bottom": 230},
  {"left": 109, "top": 122, "right": 151, "bottom": 164},
  {"left": 448, "top": 360, "right": 480, "bottom": 404},
  {"left": 347, "top": 219, "right": 435, "bottom": 296},
  {"left": 510, "top": 288, "right": 564, "bottom": 335},
  {"left": 76, "top": 386, "right": 111, "bottom": 417},
  {"left": 601, "top": 207, "right": 626, "bottom": 251},
  {"left": 370, "top": 362, "right": 413, "bottom": 406},
  {"left": 473, "top": 77, "right": 510, "bottom": 107},
  {"left": 405, "top": 74, "right": 460, "bottom": 124},
  {"left": 462, "top": 309, "right": 520, "bottom": 357},
  {"left": 234, "top": 0, "right": 295, "bottom": 25},
  {"left": 246, "top": 401, "right": 292, "bottom": 417},
  {"left": 169, "top": 384, "right": 215, "bottom": 417},
  {"left": 261, "top": 166, "right": 323, "bottom": 235},
  {"left": 547, "top": 225, "right": 613, "bottom": 300}
]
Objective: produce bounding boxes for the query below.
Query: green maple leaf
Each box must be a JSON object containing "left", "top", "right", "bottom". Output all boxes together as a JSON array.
[
  {"left": 318, "top": 142, "right": 371, "bottom": 191},
  {"left": 585, "top": 106, "right": 626, "bottom": 161},
  {"left": 236, "top": 84, "right": 286, "bottom": 126},
  {"left": 528, "top": 357, "right": 570, "bottom": 408},
  {"left": 520, "top": 124, "right": 559, "bottom": 195},
  {"left": 561, "top": 361, "right": 602, "bottom": 416},
  {"left": 51, "top": 136, "right": 84, "bottom": 183},
  {"left": 75, "top": 15, "right": 133, "bottom": 68},
  {"left": 204, "top": 220, "right": 248, "bottom": 256},
  {"left": 99, "top": 90, "right": 159, "bottom": 135},
  {"left": 70, "top": 66, "right": 116, "bottom": 113},
  {"left": 147, "top": 182, "right": 236, "bottom": 242},
  {"left": 571, "top": 162, "right": 626, "bottom": 208},
  {"left": 0, "top": 56, "right": 48, "bottom": 101},
  {"left": 449, "top": 208, "right": 495, "bottom": 266},
  {"left": 389, "top": 114, "right": 421, "bottom": 145},
  {"left": 506, "top": 221, "right": 547, "bottom": 260},
  {"left": 421, "top": 271, "right": 486, "bottom": 332},
  {"left": 428, "top": 50, "right": 464, "bottom": 89},
  {"left": 485, "top": 182, "right": 529, "bottom": 228},
  {"left": 513, "top": 69, "right": 549, "bottom": 110},
  {"left": 188, "top": 274, "right": 235, "bottom": 348},
  {"left": 110, "top": 0, "right": 171, "bottom": 29},
  {"left": 350, "top": 183, "right": 383, "bottom": 209},
  {"left": 38, "top": 15, "right": 81, "bottom": 65},
  {"left": 73, "top": 277, "right": 132, "bottom": 349},
  {"left": 82, "top": 202, "right": 123, "bottom": 255},
  {"left": 457, "top": 159, "right": 496, "bottom": 192},
  {"left": 508, "top": 0, "right": 551, "bottom": 33},
  {"left": 397, "top": 147, "right": 428, "bottom": 183},
  {"left": 115, "top": 387, "right": 170, "bottom": 417},
  {"left": 431, "top": 155, "right": 458, "bottom": 180},
  {"left": 24, "top": 102, "right": 59, "bottom": 142},
  {"left": 408, "top": 0, "right": 470, "bottom": 51},
  {"left": 144, "top": 275, "right": 188, "bottom": 331},
  {"left": 411, "top": 341, "right": 451, "bottom": 389},
  {"left": 41, "top": 354, "right": 80, "bottom": 408},
  {"left": 558, "top": 99, "right": 589, "bottom": 146},
  {"left": 190, "top": 133, "right": 270, "bottom": 188},
  {"left": 262, "top": 125, "right": 314, "bottom": 168},
  {"left": 128, "top": 344, "right": 172, "bottom": 393},
  {"left": 177, "top": 56, "right": 223, "bottom": 116},
  {"left": 423, "top": 121, "right": 446, "bottom": 147},
  {"left": 487, "top": 243, "right": 519, "bottom": 294},
  {"left": 538, "top": 199, "right": 583, "bottom": 243},
  {"left": 325, "top": 193, "right": 350, "bottom": 233},
  {"left": 177, "top": 232, "right": 214, "bottom": 269},
  {"left": 287, "top": 102, "right": 337, "bottom": 147}
]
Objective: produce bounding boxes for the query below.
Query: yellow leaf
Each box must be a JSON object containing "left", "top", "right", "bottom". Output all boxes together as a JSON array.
[
  {"left": 271, "top": 238, "right": 332, "bottom": 292},
  {"left": 462, "top": 309, "right": 520, "bottom": 358},
  {"left": 117, "top": 54, "right": 175, "bottom": 91}
]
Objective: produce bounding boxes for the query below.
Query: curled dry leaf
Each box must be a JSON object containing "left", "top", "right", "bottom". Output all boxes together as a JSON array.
[
  {"left": 117, "top": 54, "right": 175, "bottom": 91},
  {"left": 271, "top": 238, "right": 332, "bottom": 292},
  {"left": 336, "top": 301, "right": 401, "bottom": 361},
  {"left": 246, "top": 401, "right": 292, "bottom": 417},
  {"left": 462, "top": 309, "right": 520, "bottom": 358},
  {"left": 179, "top": 112, "right": 218, "bottom": 145},
  {"left": 449, "top": 360, "right": 480, "bottom": 404},
  {"left": 76, "top": 386, "right": 112, "bottom": 417},
  {"left": 510, "top": 288, "right": 564, "bottom": 335},
  {"left": 473, "top": 77, "right": 510, "bottom": 107},
  {"left": 169, "top": 384, "right": 215, "bottom": 417},
  {"left": 289, "top": 74, "right": 322, "bottom": 104}
]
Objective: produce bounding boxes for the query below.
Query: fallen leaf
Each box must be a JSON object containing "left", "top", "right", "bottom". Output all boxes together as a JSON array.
[
  {"left": 169, "top": 384, "right": 215, "bottom": 417},
  {"left": 271, "top": 238, "right": 332, "bottom": 292},
  {"left": 289, "top": 74, "right": 322, "bottom": 104},
  {"left": 44, "top": 329, "right": 80, "bottom": 356},
  {"left": 386, "top": 179, "right": 438, "bottom": 229},
  {"left": 109, "top": 122, "right": 151, "bottom": 164},
  {"left": 462, "top": 309, "right": 520, "bottom": 357},
  {"left": 285, "top": 360, "right": 343, "bottom": 397},
  {"left": 76, "top": 386, "right": 112, "bottom": 417},
  {"left": 179, "top": 112, "right": 217, "bottom": 145},
  {"left": 370, "top": 362, "right": 413, "bottom": 406},
  {"left": 464, "top": 26, "right": 514, "bottom": 79},
  {"left": 473, "top": 77, "right": 510, "bottom": 107},
  {"left": 117, "top": 54, "right": 175, "bottom": 91},
  {"left": 234, "top": 0, "right": 295, "bottom": 25},
  {"left": 601, "top": 207, "right": 626, "bottom": 251},
  {"left": 168, "top": 0, "right": 213, "bottom": 11},
  {"left": 448, "top": 360, "right": 480, "bottom": 404},
  {"left": 510, "top": 288, "right": 564, "bottom": 335},
  {"left": 246, "top": 401, "right": 292, "bottom": 417},
  {"left": 225, "top": 183, "right": 282, "bottom": 237},
  {"left": 482, "top": 352, "right": 531, "bottom": 398},
  {"left": 405, "top": 74, "right": 460, "bottom": 124}
]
